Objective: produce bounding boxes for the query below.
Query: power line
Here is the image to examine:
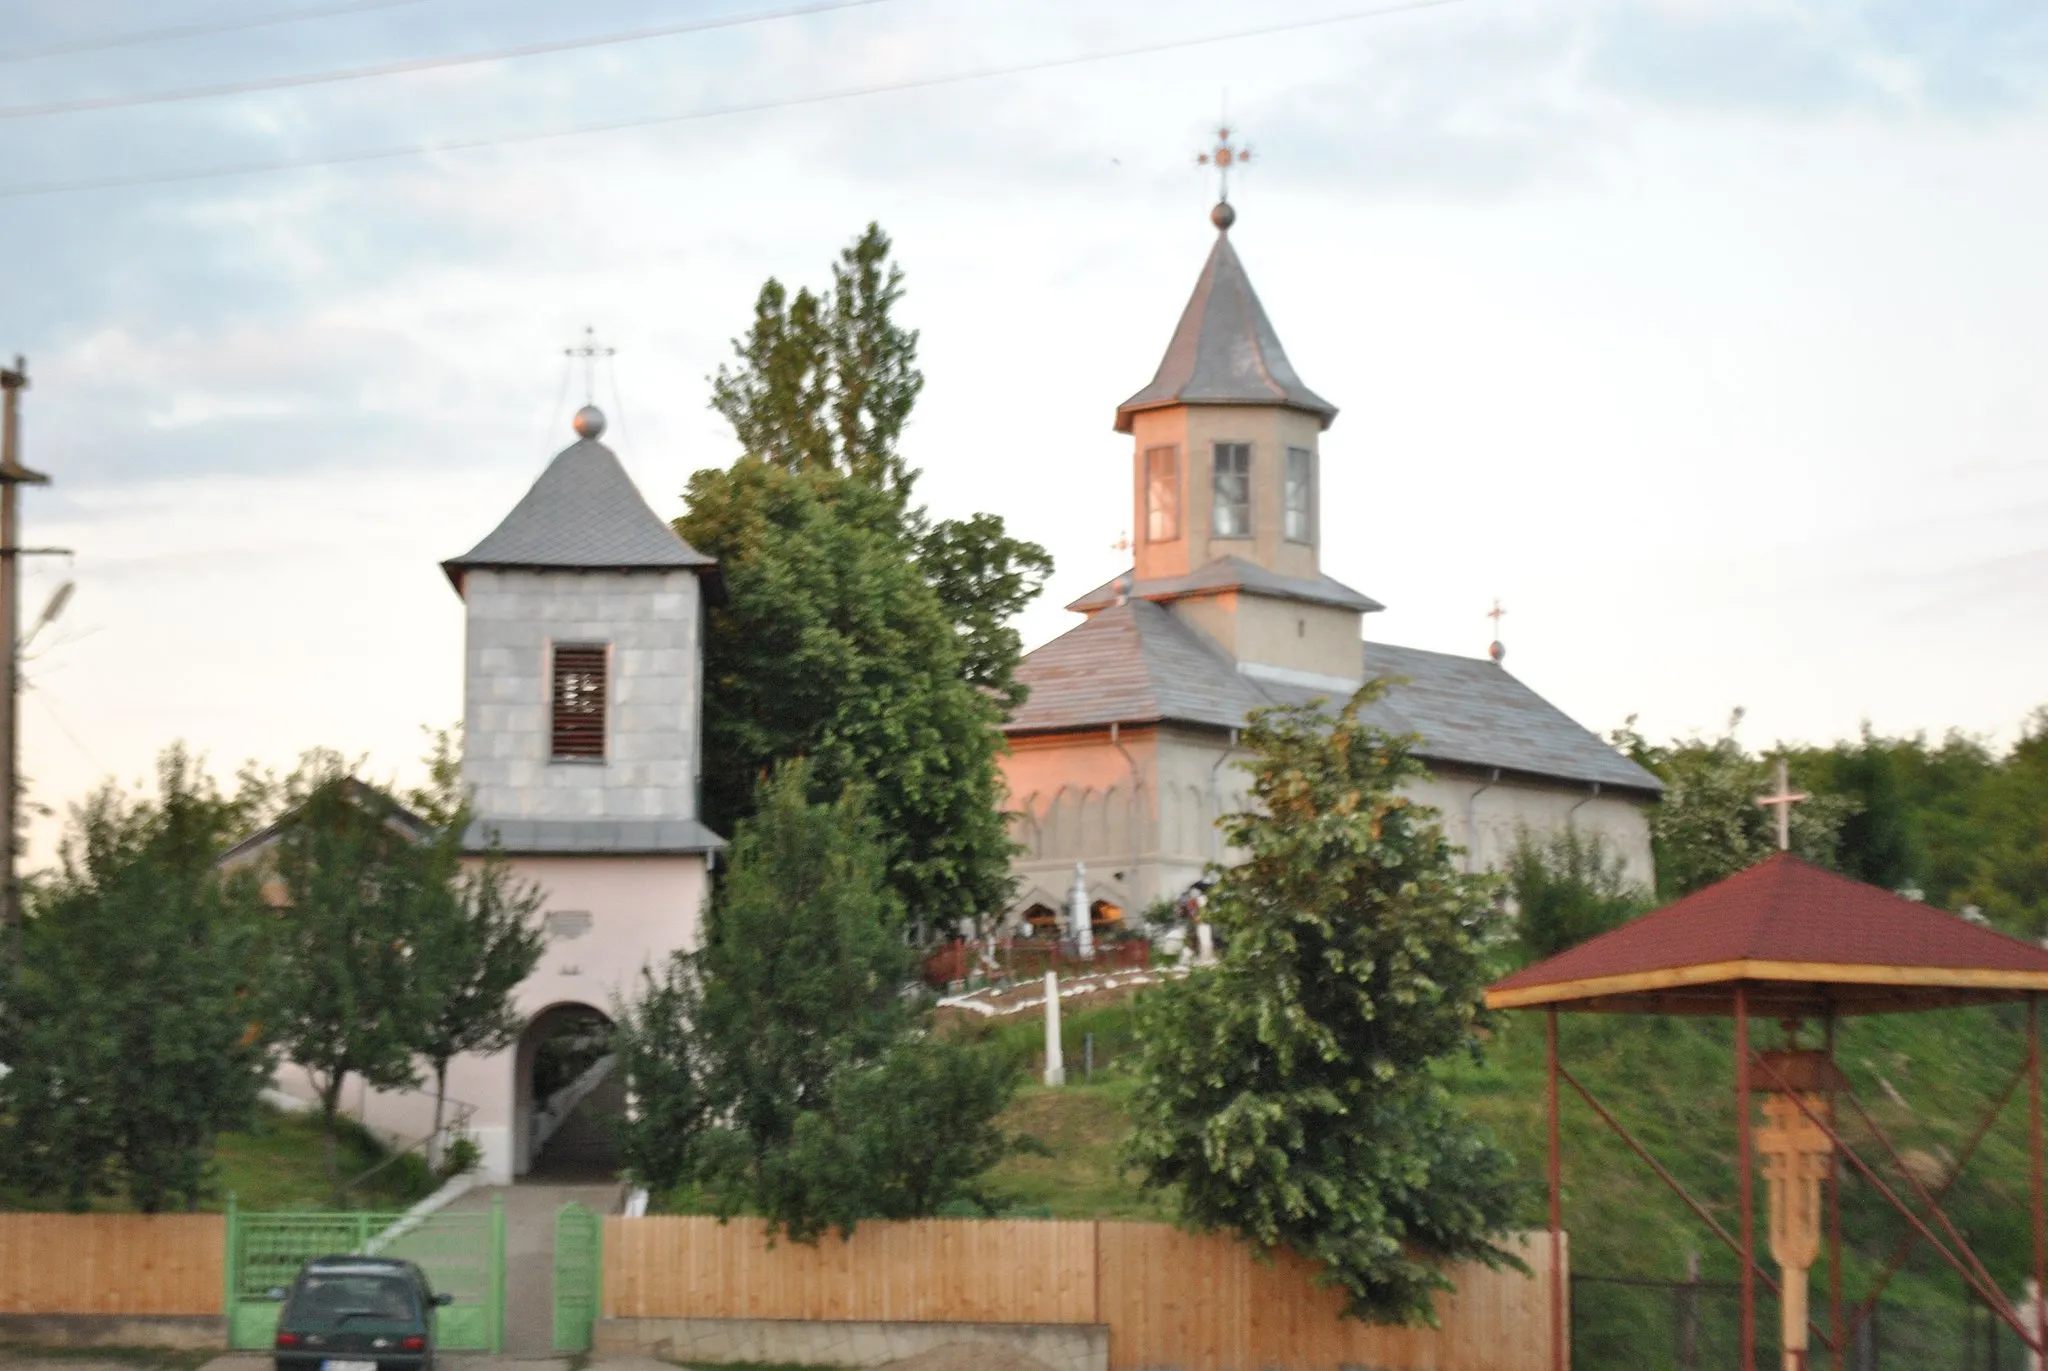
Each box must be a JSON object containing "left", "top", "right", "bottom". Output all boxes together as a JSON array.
[
  {"left": 0, "top": 0, "right": 431, "bottom": 66},
  {"left": 0, "top": 0, "right": 905, "bottom": 120},
  {"left": 0, "top": 0, "right": 1462, "bottom": 200}
]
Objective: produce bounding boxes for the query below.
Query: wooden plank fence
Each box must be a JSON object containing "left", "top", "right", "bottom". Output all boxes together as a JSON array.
[
  {"left": 0, "top": 1214, "right": 225, "bottom": 1316},
  {"left": 605, "top": 1216, "right": 1563, "bottom": 1371}
]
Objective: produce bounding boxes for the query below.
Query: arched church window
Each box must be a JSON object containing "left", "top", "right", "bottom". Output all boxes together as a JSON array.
[
  {"left": 1284, "top": 446, "right": 1314, "bottom": 543},
  {"left": 1145, "top": 445, "right": 1180, "bottom": 542},
  {"left": 1212, "top": 442, "right": 1251, "bottom": 538}
]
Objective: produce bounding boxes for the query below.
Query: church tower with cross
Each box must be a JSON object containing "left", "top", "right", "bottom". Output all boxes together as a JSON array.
[
  {"left": 255, "top": 375, "right": 725, "bottom": 1185},
  {"left": 996, "top": 147, "right": 1664, "bottom": 935}
]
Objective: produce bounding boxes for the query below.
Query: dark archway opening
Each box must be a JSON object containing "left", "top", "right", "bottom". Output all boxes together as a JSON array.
[{"left": 513, "top": 1002, "right": 621, "bottom": 1181}]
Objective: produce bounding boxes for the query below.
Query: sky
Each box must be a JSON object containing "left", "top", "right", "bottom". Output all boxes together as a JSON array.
[{"left": 1, "top": 0, "right": 2045, "bottom": 867}]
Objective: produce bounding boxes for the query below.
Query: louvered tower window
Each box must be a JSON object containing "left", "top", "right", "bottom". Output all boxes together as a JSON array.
[{"left": 551, "top": 644, "right": 608, "bottom": 760}]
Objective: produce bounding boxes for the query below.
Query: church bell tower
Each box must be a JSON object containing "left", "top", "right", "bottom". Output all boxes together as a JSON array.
[{"left": 1091, "top": 187, "right": 1372, "bottom": 695}]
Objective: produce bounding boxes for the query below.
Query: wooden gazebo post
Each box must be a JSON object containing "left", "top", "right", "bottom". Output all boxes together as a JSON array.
[{"left": 1736, "top": 984, "right": 1755, "bottom": 1371}]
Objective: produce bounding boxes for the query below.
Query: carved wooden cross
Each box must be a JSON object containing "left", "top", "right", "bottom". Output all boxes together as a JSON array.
[{"left": 1755, "top": 756, "right": 1810, "bottom": 853}]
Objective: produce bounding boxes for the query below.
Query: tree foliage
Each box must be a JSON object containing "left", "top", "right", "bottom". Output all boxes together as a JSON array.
[
  {"left": 615, "top": 760, "right": 1019, "bottom": 1238},
  {"left": 1612, "top": 711, "right": 1857, "bottom": 898},
  {"left": 0, "top": 749, "right": 273, "bottom": 1211},
  {"left": 263, "top": 753, "right": 442, "bottom": 1181},
  {"left": 1124, "top": 686, "right": 1522, "bottom": 1325},
  {"left": 1506, "top": 826, "right": 1651, "bottom": 963},
  {"left": 404, "top": 729, "right": 546, "bottom": 1164},
  {"left": 684, "top": 224, "right": 1049, "bottom": 930}
]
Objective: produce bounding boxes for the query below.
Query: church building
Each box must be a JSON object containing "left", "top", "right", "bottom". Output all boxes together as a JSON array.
[
  {"left": 999, "top": 201, "right": 1662, "bottom": 933},
  {"left": 253, "top": 404, "right": 723, "bottom": 1185}
]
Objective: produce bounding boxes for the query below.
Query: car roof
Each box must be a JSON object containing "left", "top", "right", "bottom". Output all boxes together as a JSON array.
[{"left": 303, "top": 1257, "right": 417, "bottom": 1277}]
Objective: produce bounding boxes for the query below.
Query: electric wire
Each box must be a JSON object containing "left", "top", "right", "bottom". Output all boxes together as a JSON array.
[
  {"left": 0, "top": 0, "right": 1461, "bottom": 200},
  {"left": 0, "top": 0, "right": 430, "bottom": 66},
  {"left": 0, "top": 0, "right": 906, "bottom": 121}
]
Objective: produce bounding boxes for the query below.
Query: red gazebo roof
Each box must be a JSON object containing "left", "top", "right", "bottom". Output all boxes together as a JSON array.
[{"left": 1486, "top": 852, "right": 2048, "bottom": 1017}]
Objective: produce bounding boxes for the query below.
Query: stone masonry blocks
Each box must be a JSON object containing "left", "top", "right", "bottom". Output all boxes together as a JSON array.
[{"left": 593, "top": 1318, "right": 1108, "bottom": 1371}]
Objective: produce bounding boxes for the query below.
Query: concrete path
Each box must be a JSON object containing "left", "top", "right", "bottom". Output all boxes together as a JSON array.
[{"left": 443, "top": 1179, "right": 619, "bottom": 1357}]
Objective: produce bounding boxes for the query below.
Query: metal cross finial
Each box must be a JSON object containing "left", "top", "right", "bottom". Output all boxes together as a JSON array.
[
  {"left": 564, "top": 326, "right": 615, "bottom": 405},
  {"left": 1110, "top": 530, "right": 1133, "bottom": 554},
  {"left": 1487, "top": 599, "right": 1506, "bottom": 663},
  {"left": 1755, "top": 756, "right": 1810, "bottom": 853},
  {"left": 1196, "top": 125, "right": 1251, "bottom": 202}
]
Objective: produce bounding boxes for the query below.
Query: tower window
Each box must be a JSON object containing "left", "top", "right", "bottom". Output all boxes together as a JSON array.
[
  {"left": 1145, "top": 445, "right": 1180, "bottom": 542},
  {"left": 1284, "top": 446, "right": 1315, "bottom": 544},
  {"left": 550, "top": 643, "right": 608, "bottom": 760},
  {"left": 1212, "top": 443, "right": 1251, "bottom": 539}
]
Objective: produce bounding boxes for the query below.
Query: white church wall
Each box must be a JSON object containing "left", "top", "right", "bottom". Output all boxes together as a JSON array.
[
  {"left": 461, "top": 567, "right": 703, "bottom": 823},
  {"left": 1166, "top": 593, "right": 1363, "bottom": 684},
  {"left": 268, "top": 852, "right": 709, "bottom": 1186},
  {"left": 1405, "top": 768, "right": 1656, "bottom": 891},
  {"left": 1000, "top": 723, "right": 1657, "bottom": 929}
]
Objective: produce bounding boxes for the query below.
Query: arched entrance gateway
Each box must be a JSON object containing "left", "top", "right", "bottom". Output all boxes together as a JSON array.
[{"left": 511, "top": 1001, "right": 622, "bottom": 1180}]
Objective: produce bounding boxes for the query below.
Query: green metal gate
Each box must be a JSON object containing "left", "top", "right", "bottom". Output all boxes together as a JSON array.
[
  {"left": 225, "top": 1196, "right": 506, "bottom": 1353},
  {"left": 552, "top": 1201, "right": 603, "bottom": 1352}
]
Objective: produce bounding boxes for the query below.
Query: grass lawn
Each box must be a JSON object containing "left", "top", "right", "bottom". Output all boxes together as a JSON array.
[
  {"left": 213, "top": 1106, "right": 439, "bottom": 1212},
  {"left": 980, "top": 1075, "right": 1171, "bottom": 1222},
  {"left": 0, "top": 1105, "right": 439, "bottom": 1214}
]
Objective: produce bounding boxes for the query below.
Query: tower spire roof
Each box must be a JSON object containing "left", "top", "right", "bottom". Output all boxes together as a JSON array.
[
  {"left": 1114, "top": 216, "right": 1337, "bottom": 434},
  {"left": 442, "top": 414, "right": 715, "bottom": 595}
]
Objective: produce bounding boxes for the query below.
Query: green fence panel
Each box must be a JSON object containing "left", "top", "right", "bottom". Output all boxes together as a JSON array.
[
  {"left": 227, "top": 1205, "right": 506, "bottom": 1353},
  {"left": 552, "top": 1202, "right": 602, "bottom": 1352}
]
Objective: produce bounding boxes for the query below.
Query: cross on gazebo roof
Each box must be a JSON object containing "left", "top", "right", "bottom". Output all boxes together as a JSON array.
[{"left": 1755, "top": 755, "right": 1809, "bottom": 852}]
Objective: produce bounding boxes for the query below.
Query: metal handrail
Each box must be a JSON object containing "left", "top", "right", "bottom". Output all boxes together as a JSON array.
[{"left": 335, "top": 1096, "right": 479, "bottom": 1202}]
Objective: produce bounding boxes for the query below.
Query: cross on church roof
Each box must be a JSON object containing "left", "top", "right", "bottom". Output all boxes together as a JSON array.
[
  {"left": 1488, "top": 599, "right": 1506, "bottom": 663},
  {"left": 564, "top": 326, "right": 615, "bottom": 405},
  {"left": 1755, "top": 756, "right": 1810, "bottom": 852},
  {"left": 1196, "top": 125, "right": 1251, "bottom": 201}
]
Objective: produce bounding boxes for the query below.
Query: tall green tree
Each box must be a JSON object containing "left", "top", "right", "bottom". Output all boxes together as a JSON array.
[
  {"left": 615, "top": 761, "right": 1019, "bottom": 1237},
  {"left": 1125, "top": 687, "right": 1523, "bottom": 1325},
  {"left": 681, "top": 459, "right": 1015, "bottom": 935},
  {"left": 686, "top": 224, "right": 1050, "bottom": 927},
  {"left": 0, "top": 748, "right": 272, "bottom": 1211},
  {"left": 405, "top": 729, "right": 546, "bottom": 1168},
  {"left": 264, "top": 754, "right": 437, "bottom": 1182}
]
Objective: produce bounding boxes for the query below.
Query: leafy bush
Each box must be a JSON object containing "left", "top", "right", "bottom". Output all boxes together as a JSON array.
[{"left": 1506, "top": 826, "right": 1652, "bottom": 964}]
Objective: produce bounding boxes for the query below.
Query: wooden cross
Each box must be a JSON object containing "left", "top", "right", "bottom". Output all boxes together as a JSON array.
[{"left": 1755, "top": 756, "right": 1809, "bottom": 852}]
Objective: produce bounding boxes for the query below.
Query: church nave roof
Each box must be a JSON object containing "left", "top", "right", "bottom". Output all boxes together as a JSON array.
[{"left": 1005, "top": 610, "right": 1662, "bottom": 797}]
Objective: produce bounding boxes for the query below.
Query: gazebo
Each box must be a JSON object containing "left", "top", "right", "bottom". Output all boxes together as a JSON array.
[{"left": 1487, "top": 851, "right": 2048, "bottom": 1371}]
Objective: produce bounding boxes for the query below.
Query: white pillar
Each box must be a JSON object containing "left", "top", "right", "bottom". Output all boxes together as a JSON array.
[
  {"left": 1196, "top": 921, "right": 1215, "bottom": 965},
  {"left": 1070, "top": 861, "right": 1094, "bottom": 961},
  {"left": 1042, "top": 971, "right": 1065, "bottom": 1087}
]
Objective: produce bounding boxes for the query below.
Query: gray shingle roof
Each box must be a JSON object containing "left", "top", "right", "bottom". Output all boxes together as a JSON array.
[
  {"left": 1006, "top": 610, "right": 1662, "bottom": 796},
  {"left": 1003, "top": 599, "right": 1268, "bottom": 735},
  {"left": 463, "top": 816, "right": 726, "bottom": 856},
  {"left": 1067, "top": 557, "right": 1382, "bottom": 615},
  {"left": 1115, "top": 231, "right": 1338, "bottom": 433},
  {"left": 1353, "top": 642, "right": 1660, "bottom": 793},
  {"left": 444, "top": 437, "right": 714, "bottom": 590}
]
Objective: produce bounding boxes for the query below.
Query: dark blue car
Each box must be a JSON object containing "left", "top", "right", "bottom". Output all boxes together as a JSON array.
[{"left": 271, "top": 1255, "right": 452, "bottom": 1371}]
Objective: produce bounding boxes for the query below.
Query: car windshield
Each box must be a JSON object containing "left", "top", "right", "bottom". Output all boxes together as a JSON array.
[{"left": 288, "top": 1273, "right": 417, "bottom": 1323}]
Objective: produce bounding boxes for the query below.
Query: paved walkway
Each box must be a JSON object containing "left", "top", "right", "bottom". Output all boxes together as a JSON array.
[{"left": 443, "top": 1179, "right": 619, "bottom": 1356}]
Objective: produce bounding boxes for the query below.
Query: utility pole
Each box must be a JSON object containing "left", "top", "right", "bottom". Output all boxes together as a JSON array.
[{"left": 0, "top": 357, "right": 49, "bottom": 970}]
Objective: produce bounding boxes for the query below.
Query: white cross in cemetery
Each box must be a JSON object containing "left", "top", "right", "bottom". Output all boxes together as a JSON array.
[{"left": 1754, "top": 756, "right": 1809, "bottom": 852}]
